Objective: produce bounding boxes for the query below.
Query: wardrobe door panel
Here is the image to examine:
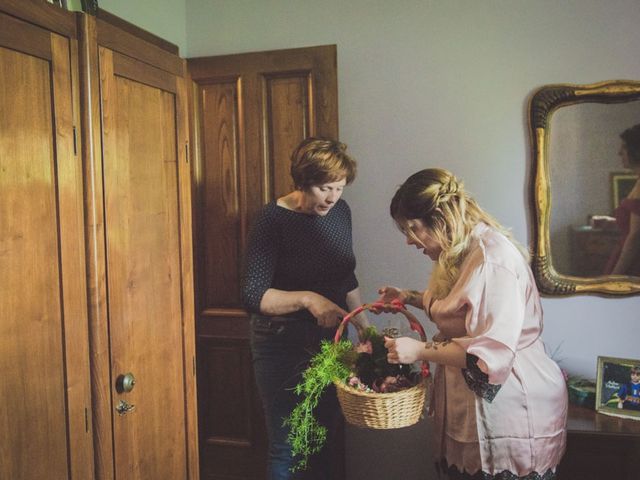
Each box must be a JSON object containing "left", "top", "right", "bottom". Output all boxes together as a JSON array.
[
  {"left": 99, "top": 46, "right": 190, "bottom": 480},
  {"left": 0, "top": 9, "right": 92, "bottom": 480},
  {"left": 82, "top": 12, "right": 197, "bottom": 479}
]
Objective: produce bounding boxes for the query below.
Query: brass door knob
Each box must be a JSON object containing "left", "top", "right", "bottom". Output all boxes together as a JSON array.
[{"left": 116, "top": 372, "right": 136, "bottom": 393}]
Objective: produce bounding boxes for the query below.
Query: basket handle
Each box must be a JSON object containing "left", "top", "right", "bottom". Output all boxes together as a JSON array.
[{"left": 334, "top": 299, "right": 430, "bottom": 377}]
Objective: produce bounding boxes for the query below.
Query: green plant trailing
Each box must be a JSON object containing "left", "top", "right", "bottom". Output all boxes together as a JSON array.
[
  {"left": 285, "top": 326, "right": 420, "bottom": 472},
  {"left": 284, "top": 339, "right": 353, "bottom": 472}
]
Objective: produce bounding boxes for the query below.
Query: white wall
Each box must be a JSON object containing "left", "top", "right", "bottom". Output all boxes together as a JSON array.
[
  {"left": 185, "top": 0, "right": 640, "bottom": 376},
  {"left": 99, "top": 0, "right": 187, "bottom": 54}
]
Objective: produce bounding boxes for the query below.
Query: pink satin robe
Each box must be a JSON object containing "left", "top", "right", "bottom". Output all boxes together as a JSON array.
[{"left": 424, "top": 223, "right": 567, "bottom": 477}]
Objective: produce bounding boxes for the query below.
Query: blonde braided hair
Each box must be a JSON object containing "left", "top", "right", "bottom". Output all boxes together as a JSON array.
[{"left": 390, "top": 168, "right": 527, "bottom": 299}]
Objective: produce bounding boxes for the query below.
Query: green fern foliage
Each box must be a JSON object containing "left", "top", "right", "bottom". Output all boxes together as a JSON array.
[
  {"left": 284, "top": 327, "right": 419, "bottom": 472},
  {"left": 284, "top": 339, "right": 352, "bottom": 472}
]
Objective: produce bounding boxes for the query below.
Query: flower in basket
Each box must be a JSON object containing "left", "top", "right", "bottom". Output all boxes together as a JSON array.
[
  {"left": 284, "top": 322, "right": 423, "bottom": 472},
  {"left": 337, "top": 327, "right": 420, "bottom": 395}
]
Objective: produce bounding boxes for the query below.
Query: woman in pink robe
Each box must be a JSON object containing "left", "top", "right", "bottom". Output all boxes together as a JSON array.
[{"left": 379, "top": 168, "right": 567, "bottom": 479}]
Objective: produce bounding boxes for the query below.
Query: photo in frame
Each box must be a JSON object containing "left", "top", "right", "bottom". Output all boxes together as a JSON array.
[
  {"left": 595, "top": 356, "right": 640, "bottom": 420},
  {"left": 611, "top": 172, "right": 639, "bottom": 210}
]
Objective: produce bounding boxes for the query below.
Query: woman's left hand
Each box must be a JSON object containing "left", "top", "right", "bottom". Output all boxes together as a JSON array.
[{"left": 384, "top": 336, "right": 425, "bottom": 364}]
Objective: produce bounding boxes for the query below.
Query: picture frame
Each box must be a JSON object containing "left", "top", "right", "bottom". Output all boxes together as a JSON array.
[
  {"left": 611, "top": 172, "right": 639, "bottom": 211},
  {"left": 595, "top": 356, "right": 640, "bottom": 420}
]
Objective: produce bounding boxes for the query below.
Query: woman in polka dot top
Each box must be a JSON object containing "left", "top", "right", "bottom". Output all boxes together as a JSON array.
[{"left": 242, "top": 137, "right": 368, "bottom": 479}]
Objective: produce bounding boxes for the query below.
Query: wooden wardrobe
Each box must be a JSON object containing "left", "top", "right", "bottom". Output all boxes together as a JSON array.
[
  {"left": 1, "top": 2, "right": 339, "bottom": 479},
  {"left": 0, "top": 2, "right": 197, "bottom": 479}
]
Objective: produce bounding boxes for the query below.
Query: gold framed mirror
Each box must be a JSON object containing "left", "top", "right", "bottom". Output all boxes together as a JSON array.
[{"left": 529, "top": 80, "right": 640, "bottom": 296}]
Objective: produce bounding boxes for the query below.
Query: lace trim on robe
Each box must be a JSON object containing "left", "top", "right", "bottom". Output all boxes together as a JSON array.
[
  {"left": 436, "top": 458, "right": 557, "bottom": 480},
  {"left": 461, "top": 353, "right": 502, "bottom": 402}
]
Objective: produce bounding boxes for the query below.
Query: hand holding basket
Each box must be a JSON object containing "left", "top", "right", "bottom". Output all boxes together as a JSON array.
[{"left": 333, "top": 300, "right": 430, "bottom": 429}]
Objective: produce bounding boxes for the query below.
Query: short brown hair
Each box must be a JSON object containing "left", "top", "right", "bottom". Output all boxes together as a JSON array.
[
  {"left": 621, "top": 123, "right": 640, "bottom": 167},
  {"left": 290, "top": 137, "right": 357, "bottom": 189}
]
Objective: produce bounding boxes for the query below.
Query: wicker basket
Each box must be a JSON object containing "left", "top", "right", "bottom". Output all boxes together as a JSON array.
[{"left": 332, "top": 301, "right": 430, "bottom": 429}]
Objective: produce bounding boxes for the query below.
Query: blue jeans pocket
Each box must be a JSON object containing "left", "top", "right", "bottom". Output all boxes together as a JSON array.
[{"left": 251, "top": 316, "right": 286, "bottom": 336}]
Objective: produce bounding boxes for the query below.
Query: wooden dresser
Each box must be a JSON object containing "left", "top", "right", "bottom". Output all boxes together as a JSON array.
[
  {"left": 570, "top": 226, "right": 620, "bottom": 276},
  {"left": 558, "top": 405, "right": 640, "bottom": 479}
]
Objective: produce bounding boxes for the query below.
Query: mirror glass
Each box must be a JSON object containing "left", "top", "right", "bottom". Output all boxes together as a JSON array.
[{"left": 529, "top": 81, "right": 640, "bottom": 295}]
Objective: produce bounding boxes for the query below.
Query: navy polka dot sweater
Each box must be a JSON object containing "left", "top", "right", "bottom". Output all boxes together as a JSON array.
[{"left": 241, "top": 199, "right": 358, "bottom": 322}]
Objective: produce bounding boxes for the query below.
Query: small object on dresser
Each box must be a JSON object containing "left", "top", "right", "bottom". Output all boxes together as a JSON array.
[
  {"left": 588, "top": 214, "right": 617, "bottom": 231},
  {"left": 567, "top": 376, "right": 596, "bottom": 409}
]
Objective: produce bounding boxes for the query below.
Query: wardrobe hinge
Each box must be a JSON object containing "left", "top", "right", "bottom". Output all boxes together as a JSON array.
[
  {"left": 73, "top": 126, "right": 78, "bottom": 156},
  {"left": 84, "top": 407, "right": 89, "bottom": 432}
]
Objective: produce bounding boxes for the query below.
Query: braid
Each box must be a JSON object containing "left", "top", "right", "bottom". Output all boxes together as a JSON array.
[
  {"left": 434, "top": 176, "right": 461, "bottom": 206},
  {"left": 391, "top": 168, "right": 529, "bottom": 299}
]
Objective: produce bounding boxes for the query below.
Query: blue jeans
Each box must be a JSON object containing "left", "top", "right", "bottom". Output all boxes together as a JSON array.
[{"left": 250, "top": 315, "right": 343, "bottom": 480}]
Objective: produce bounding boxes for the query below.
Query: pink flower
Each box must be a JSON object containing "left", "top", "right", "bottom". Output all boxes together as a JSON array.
[{"left": 355, "top": 340, "right": 372, "bottom": 354}]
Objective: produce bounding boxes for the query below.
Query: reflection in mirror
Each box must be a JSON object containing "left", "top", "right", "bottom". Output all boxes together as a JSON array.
[
  {"left": 550, "top": 101, "right": 640, "bottom": 277},
  {"left": 529, "top": 81, "right": 640, "bottom": 296}
]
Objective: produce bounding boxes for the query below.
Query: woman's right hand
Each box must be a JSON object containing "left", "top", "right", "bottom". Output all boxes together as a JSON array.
[
  {"left": 304, "top": 292, "right": 348, "bottom": 328},
  {"left": 384, "top": 336, "right": 425, "bottom": 364},
  {"left": 372, "top": 286, "right": 407, "bottom": 312},
  {"left": 377, "top": 285, "right": 405, "bottom": 303}
]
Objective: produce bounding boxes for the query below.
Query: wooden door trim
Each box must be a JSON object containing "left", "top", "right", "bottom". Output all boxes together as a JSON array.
[
  {"left": 197, "top": 316, "right": 249, "bottom": 340},
  {"left": 78, "top": 13, "right": 115, "bottom": 480},
  {"left": 0, "top": 0, "right": 77, "bottom": 39},
  {"left": 188, "top": 44, "right": 337, "bottom": 78},
  {"left": 97, "top": 18, "right": 182, "bottom": 77},
  {"left": 51, "top": 31, "right": 96, "bottom": 480},
  {"left": 175, "top": 67, "right": 200, "bottom": 480},
  {"left": 201, "top": 308, "right": 247, "bottom": 317},
  {"left": 0, "top": 10, "right": 52, "bottom": 60},
  {"left": 112, "top": 50, "right": 177, "bottom": 94}
]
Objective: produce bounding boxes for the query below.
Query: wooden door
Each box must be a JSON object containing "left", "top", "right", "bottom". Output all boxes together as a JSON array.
[
  {"left": 80, "top": 13, "right": 198, "bottom": 480},
  {"left": 188, "top": 45, "right": 339, "bottom": 480},
  {"left": 0, "top": 3, "right": 93, "bottom": 479}
]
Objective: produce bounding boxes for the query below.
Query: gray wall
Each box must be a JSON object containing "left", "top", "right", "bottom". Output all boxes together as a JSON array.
[
  {"left": 97, "top": 1, "right": 640, "bottom": 478},
  {"left": 182, "top": 0, "right": 640, "bottom": 378},
  {"left": 99, "top": 0, "right": 187, "bottom": 54}
]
